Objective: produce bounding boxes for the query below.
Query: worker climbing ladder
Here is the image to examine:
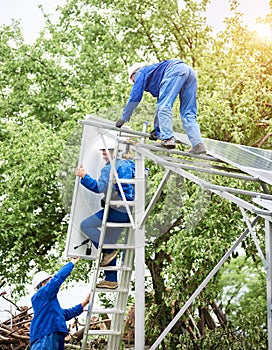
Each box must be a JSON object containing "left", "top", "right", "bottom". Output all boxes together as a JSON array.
[{"left": 78, "top": 129, "right": 146, "bottom": 350}]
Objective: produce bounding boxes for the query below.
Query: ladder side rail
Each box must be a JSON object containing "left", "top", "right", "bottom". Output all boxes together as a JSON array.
[{"left": 81, "top": 140, "right": 120, "bottom": 350}]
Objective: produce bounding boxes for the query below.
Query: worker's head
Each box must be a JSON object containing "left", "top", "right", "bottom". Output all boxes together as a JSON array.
[
  {"left": 128, "top": 62, "right": 146, "bottom": 83},
  {"left": 100, "top": 148, "right": 114, "bottom": 163},
  {"left": 32, "top": 271, "right": 52, "bottom": 290}
]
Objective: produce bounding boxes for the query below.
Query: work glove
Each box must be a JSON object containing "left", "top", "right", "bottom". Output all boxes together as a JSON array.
[{"left": 115, "top": 118, "right": 125, "bottom": 128}]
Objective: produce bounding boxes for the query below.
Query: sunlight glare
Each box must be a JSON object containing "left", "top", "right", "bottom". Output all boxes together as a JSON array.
[{"left": 254, "top": 23, "right": 272, "bottom": 42}]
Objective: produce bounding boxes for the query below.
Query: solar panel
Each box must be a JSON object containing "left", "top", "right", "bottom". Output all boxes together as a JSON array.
[{"left": 203, "top": 138, "right": 272, "bottom": 186}]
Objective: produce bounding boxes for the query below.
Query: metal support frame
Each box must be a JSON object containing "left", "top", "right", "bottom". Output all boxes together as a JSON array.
[
  {"left": 134, "top": 130, "right": 147, "bottom": 349},
  {"left": 77, "top": 117, "right": 272, "bottom": 350},
  {"left": 139, "top": 169, "right": 172, "bottom": 228},
  {"left": 266, "top": 220, "right": 272, "bottom": 350},
  {"left": 241, "top": 207, "right": 267, "bottom": 268}
]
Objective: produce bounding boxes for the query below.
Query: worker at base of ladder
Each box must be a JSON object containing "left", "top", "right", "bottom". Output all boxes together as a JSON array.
[
  {"left": 30, "top": 257, "right": 90, "bottom": 350},
  {"left": 75, "top": 147, "right": 135, "bottom": 289}
]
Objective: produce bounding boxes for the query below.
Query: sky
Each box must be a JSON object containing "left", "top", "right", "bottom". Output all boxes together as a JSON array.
[
  {"left": 0, "top": 0, "right": 270, "bottom": 43},
  {"left": 0, "top": 0, "right": 270, "bottom": 322},
  {"left": 0, "top": 281, "right": 93, "bottom": 324}
]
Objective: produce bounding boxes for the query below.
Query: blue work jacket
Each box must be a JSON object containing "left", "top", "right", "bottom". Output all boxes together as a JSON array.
[
  {"left": 122, "top": 59, "right": 183, "bottom": 121},
  {"left": 81, "top": 158, "right": 135, "bottom": 201},
  {"left": 30, "top": 262, "right": 83, "bottom": 345}
]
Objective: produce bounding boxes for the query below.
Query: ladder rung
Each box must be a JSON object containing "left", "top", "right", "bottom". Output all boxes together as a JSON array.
[
  {"left": 95, "top": 287, "right": 128, "bottom": 292},
  {"left": 106, "top": 222, "right": 133, "bottom": 228},
  {"left": 99, "top": 266, "right": 132, "bottom": 271},
  {"left": 110, "top": 200, "right": 135, "bottom": 206},
  {"left": 102, "top": 244, "right": 135, "bottom": 249},
  {"left": 92, "top": 308, "right": 124, "bottom": 314},
  {"left": 115, "top": 178, "right": 136, "bottom": 184},
  {"left": 88, "top": 330, "right": 121, "bottom": 336}
]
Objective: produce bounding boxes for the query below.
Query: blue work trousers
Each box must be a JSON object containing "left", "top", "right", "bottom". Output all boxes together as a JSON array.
[
  {"left": 81, "top": 208, "right": 130, "bottom": 282},
  {"left": 31, "top": 332, "right": 66, "bottom": 350},
  {"left": 154, "top": 60, "right": 202, "bottom": 146}
]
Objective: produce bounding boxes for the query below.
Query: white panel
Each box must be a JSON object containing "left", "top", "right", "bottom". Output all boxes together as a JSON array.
[{"left": 64, "top": 120, "right": 125, "bottom": 260}]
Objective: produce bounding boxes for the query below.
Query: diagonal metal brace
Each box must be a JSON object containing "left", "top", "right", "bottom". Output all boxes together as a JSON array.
[{"left": 240, "top": 207, "right": 268, "bottom": 270}]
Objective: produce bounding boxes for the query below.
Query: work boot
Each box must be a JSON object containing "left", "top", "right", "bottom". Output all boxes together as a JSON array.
[
  {"left": 188, "top": 143, "right": 206, "bottom": 155},
  {"left": 160, "top": 138, "right": 176, "bottom": 149},
  {"left": 96, "top": 280, "right": 118, "bottom": 289},
  {"left": 100, "top": 251, "right": 117, "bottom": 267},
  {"left": 149, "top": 129, "right": 158, "bottom": 141}
]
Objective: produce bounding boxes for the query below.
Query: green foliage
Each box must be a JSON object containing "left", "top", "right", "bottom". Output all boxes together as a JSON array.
[
  {"left": 0, "top": 117, "right": 65, "bottom": 292},
  {"left": 168, "top": 194, "right": 240, "bottom": 299},
  {"left": 198, "top": 4, "right": 272, "bottom": 147},
  {"left": 219, "top": 255, "right": 267, "bottom": 329},
  {"left": 182, "top": 321, "right": 267, "bottom": 349}
]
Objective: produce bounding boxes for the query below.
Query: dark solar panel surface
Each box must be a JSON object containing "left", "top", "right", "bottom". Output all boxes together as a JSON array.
[{"left": 203, "top": 139, "right": 272, "bottom": 185}]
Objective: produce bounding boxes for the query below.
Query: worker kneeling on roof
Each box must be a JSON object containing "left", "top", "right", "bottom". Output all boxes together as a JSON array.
[{"left": 115, "top": 59, "right": 206, "bottom": 154}]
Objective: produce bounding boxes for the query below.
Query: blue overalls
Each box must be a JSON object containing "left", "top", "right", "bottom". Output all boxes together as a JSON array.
[
  {"left": 122, "top": 59, "right": 203, "bottom": 146},
  {"left": 80, "top": 158, "right": 135, "bottom": 282}
]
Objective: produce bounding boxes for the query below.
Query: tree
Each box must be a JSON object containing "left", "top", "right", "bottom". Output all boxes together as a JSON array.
[
  {"left": 198, "top": 0, "right": 272, "bottom": 147},
  {"left": 0, "top": 117, "right": 65, "bottom": 292}
]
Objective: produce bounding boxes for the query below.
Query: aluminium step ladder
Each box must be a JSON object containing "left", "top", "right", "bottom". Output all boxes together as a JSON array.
[{"left": 80, "top": 138, "right": 137, "bottom": 350}]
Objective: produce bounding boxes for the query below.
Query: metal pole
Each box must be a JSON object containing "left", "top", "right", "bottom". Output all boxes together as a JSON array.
[
  {"left": 139, "top": 169, "right": 172, "bottom": 228},
  {"left": 265, "top": 219, "right": 272, "bottom": 350},
  {"left": 134, "top": 123, "right": 147, "bottom": 349}
]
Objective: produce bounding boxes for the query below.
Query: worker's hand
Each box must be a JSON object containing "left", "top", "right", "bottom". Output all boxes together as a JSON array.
[
  {"left": 115, "top": 118, "right": 125, "bottom": 128},
  {"left": 75, "top": 165, "right": 86, "bottom": 178},
  {"left": 70, "top": 256, "right": 80, "bottom": 265},
  {"left": 81, "top": 292, "right": 91, "bottom": 308}
]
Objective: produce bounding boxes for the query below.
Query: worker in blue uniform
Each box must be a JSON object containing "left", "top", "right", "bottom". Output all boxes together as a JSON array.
[
  {"left": 30, "top": 257, "right": 90, "bottom": 350},
  {"left": 75, "top": 147, "right": 135, "bottom": 289},
  {"left": 115, "top": 59, "right": 206, "bottom": 154}
]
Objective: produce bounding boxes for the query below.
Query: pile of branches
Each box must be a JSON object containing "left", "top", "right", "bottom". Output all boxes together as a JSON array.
[
  {"left": 0, "top": 306, "right": 31, "bottom": 350},
  {"left": 0, "top": 279, "right": 31, "bottom": 349}
]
